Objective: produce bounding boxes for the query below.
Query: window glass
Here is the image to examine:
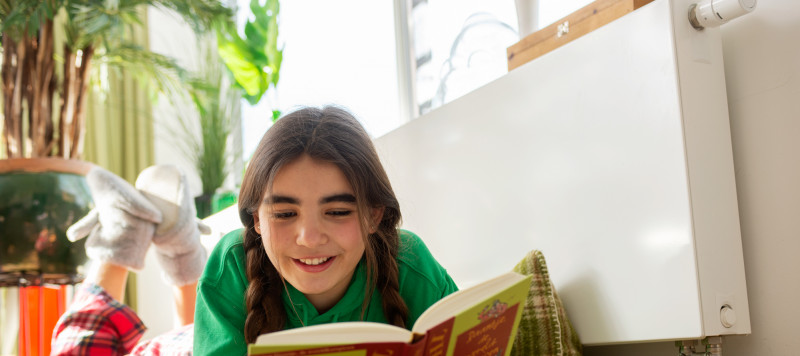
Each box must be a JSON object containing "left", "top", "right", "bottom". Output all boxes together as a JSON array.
[
  {"left": 539, "top": 0, "right": 595, "bottom": 26},
  {"left": 406, "top": 0, "right": 597, "bottom": 115},
  {"left": 410, "top": 0, "right": 519, "bottom": 115},
  {"left": 239, "top": 0, "right": 401, "bottom": 160}
]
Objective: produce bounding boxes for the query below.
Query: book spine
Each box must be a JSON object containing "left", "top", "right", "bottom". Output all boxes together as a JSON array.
[{"left": 404, "top": 334, "right": 427, "bottom": 356}]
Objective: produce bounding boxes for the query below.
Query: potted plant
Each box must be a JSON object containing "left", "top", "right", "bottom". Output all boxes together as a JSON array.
[
  {"left": 0, "top": 0, "right": 232, "bottom": 284},
  {"left": 175, "top": 0, "right": 283, "bottom": 218},
  {"left": 174, "top": 37, "right": 241, "bottom": 219}
]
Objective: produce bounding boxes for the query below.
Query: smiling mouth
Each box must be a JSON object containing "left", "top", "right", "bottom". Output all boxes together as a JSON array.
[{"left": 298, "top": 257, "right": 332, "bottom": 266}]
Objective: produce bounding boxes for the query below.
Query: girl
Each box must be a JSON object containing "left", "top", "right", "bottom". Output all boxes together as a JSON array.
[{"left": 193, "top": 106, "right": 458, "bottom": 355}]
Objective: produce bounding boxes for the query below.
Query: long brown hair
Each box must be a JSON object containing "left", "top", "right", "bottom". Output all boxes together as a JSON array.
[{"left": 239, "top": 106, "right": 408, "bottom": 342}]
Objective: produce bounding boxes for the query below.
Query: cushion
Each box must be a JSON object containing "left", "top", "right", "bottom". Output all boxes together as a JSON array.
[{"left": 511, "top": 250, "right": 583, "bottom": 356}]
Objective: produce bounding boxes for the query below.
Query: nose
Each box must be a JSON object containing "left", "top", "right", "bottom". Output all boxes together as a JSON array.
[{"left": 296, "top": 214, "right": 327, "bottom": 248}]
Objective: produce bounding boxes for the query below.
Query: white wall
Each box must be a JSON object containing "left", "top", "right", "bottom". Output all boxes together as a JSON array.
[{"left": 584, "top": 1, "right": 800, "bottom": 354}]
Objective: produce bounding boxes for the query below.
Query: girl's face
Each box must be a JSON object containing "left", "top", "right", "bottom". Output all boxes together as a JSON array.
[{"left": 253, "top": 154, "right": 379, "bottom": 312}]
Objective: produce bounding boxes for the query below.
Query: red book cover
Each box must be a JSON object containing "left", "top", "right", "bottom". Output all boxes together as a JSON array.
[{"left": 453, "top": 303, "right": 519, "bottom": 356}]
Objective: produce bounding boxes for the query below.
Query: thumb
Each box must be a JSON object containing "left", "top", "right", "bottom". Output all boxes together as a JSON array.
[
  {"left": 67, "top": 209, "right": 100, "bottom": 242},
  {"left": 197, "top": 218, "right": 212, "bottom": 235}
]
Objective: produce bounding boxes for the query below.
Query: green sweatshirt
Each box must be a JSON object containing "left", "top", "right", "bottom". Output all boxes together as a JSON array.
[{"left": 193, "top": 229, "right": 458, "bottom": 355}]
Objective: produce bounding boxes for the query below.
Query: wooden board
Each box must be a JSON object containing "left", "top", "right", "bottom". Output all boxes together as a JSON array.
[{"left": 507, "top": 0, "right": 654, "bottom": 71}]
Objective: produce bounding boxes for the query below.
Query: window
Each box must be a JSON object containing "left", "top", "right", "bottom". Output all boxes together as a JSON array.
[
  {"left": 404, "top": 0, "right": 519, "bottom": 116},
  {"left": 239, "top": 0, "right": 597, "bottom": 158},
  {"left": 401, "top": 0, "right": 595, "bottom": 116},
  {"left": 538, "top": 0, "right": 595, "bottom": 27}
]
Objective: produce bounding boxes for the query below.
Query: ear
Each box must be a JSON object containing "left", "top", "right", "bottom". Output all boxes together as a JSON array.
[
  {"left": 253, "top": 212, "right": 262, "bottom": 235},
  {"left": 369, "top": 206, "right": 385, "bottom": 233}
]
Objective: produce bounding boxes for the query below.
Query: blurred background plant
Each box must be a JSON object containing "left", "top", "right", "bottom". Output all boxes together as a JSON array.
[
  {"left": 0, "top": 0, "right": 232, "bottom": 159},
  {"left": 171, "top": 0, "right": 283, "bottom": 217},
  {"left": 172, "top": 37, "right": 241, "bottom": 218}
]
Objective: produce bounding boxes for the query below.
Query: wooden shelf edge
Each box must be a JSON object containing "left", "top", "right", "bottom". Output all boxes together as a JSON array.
[{"left": 507, "top": 0, "right": 655, "bottom": 71}]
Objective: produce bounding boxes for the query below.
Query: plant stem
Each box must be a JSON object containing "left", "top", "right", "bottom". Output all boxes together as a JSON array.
[
  {"left": 6, "top": 36, "right": 27, "bottom": 158},
  {"left": 31, "top": 20, "right": 56, "bottom": 157},
  {"left": 70, "top": 45, "right": 93, "bottom": 159},
  {"left": 1, "top": 35, "right": 22, "bottom": 158},
  {"left": 58, "top": 45, "right": 76, "bottom": 158}
]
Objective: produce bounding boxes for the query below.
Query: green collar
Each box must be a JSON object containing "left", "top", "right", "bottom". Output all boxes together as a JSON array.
[{"left": 282, "top": 259, "right": 371, "bottom": 327}]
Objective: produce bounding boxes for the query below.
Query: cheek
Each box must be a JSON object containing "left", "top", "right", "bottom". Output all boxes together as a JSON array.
[
  {"left": 339, "top": 221, "right": 367, "bottom": 254},
  {"left": 260, "top": 234, "right": 282, "bottom": 268}
]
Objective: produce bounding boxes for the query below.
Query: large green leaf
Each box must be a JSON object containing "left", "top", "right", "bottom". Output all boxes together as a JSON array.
[
  {"left": 215, "top": 0, "right": 282, "bottom": 105},
  {"left": 217, "top": 30, "right": 261, "bottom": 97}
]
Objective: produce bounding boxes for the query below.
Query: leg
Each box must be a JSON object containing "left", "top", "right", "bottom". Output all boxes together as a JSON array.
[
  {"left": 85, "top": 261, "right": 129, "bottom": 303},
  {"left": 172, "top": 281, "right": 197, "bottom": 325}
]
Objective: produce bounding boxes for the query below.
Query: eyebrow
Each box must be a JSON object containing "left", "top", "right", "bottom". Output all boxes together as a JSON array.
[
  {"left": 264, "top": 195, "right": 298, "bottom": 205},
  {"left": 264, "top": 193, "right": 356, "bottom": 205},
  {"left": 320, "top": 194, "right": 356, "bottom": 204}
]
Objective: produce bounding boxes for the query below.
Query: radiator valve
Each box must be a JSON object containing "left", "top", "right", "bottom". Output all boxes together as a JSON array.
[{"left": 689, "top": 0, "right": 756, "bottom": 29}]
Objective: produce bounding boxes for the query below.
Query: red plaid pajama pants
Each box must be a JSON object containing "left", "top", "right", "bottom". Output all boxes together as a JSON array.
[{"left": 51, "top": 283, "right": 193, "bottom": 355}]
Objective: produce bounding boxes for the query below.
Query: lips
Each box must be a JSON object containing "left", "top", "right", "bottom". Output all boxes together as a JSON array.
[{"left": 293, "top": 256, "right": 335, "bottom": 272}]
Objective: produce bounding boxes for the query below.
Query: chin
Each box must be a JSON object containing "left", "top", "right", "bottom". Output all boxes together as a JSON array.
[
  {"left": 298, "top": 285, "right": 336, "bottom": 300},
  {"left": 289, "top": 278, "right": 332, "bottom": 295}
]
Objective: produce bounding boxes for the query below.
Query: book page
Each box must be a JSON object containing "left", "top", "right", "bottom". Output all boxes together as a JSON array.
[
  {"left": 411, "top": 272, "right": 527, "bottom": 333},
  {"left": 253, "top": 322, "right": 412, "bottom": 345}
]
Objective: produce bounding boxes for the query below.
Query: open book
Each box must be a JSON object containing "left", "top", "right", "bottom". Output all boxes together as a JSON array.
[{"left": 249, "top": 271, "right": 532, "bottom": 356}]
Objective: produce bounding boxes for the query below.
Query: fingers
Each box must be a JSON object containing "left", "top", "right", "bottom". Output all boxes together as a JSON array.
[
  {"left": 67, "top": 209, "right": 100, "bottom": 242},
  {"left": 119, "top": 190, "right": 164, "bottom": 224},
  {"left": 197, "top": 219, "right": 212, "bottom": 235},
  {"left": 87, "top": 166, "right": 164, "bottom": 224}
]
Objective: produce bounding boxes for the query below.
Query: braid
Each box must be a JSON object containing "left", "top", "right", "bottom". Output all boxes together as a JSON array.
[
  {"left": 377, "top": 239, "right": 408, "bottom": 327},
  {"left": 365, "top": 215, "right": 408, "bottom": 328},
  {"left": 243, "top": 229, "right": 286, "bottom": 343}
]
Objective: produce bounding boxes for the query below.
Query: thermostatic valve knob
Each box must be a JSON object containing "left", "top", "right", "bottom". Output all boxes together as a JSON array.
[
  {"left": 720, "top": 304, "right": 737, "bottom": 328},
  {"left": 689, "top": 0, "right": 757, "bottom": 30}
]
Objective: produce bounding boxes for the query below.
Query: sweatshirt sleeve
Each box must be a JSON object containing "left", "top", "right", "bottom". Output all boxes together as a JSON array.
[
  {"left": 193, "top": 230, "right": 250, "bottom": 355},
  {"left": 397, "top": 229, "right": 460, "bottom": 326}
]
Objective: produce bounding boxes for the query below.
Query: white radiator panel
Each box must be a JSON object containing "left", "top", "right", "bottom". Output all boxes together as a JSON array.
[{"left": 375, "top": 0, "right": 750, "bottom": 345}]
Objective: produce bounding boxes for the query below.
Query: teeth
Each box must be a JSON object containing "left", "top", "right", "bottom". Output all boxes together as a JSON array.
[{"left": 299, "top": 257, "right": 330, "bottom": 265}]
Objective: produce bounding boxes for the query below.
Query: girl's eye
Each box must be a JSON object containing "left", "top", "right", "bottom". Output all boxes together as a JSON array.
[
  {"left": 272, "top": 211, "right": 296, "bottom": 219},
  {"left": 327, "top": 210, "right": 352, "bottom": 217}
]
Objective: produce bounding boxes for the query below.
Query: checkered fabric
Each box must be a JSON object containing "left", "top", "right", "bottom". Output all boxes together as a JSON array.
[
  {"left": 51, "top": 283, "right": 194, "bottom": 356},
  {"left": 510, "top": 250, "right": 583, "bottom": 356},
  {"left": 51, "top": 283, "right": 147, "bottom": 355},
  {"left": 131, "top": 324, "right": 193, "bottom": 356}
]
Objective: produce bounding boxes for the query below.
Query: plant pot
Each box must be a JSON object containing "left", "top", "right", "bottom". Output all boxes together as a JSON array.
[
  {"left": 196, "top": 190, "right": 238, "bottom": 219},
  {"left": 0, "top": 158, "right": 95, "bottom": 286},
  {"left": 195, "top": 193, "right": 214, "bottom": 219},
  {"left": 211, "top": 190, "right": 237, "bottom": 215}
]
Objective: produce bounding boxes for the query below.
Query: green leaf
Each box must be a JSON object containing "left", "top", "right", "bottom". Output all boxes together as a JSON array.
[
  {"left": 217, "top": 37, "right": 261, "bottom": 96},
  {"left": 244, "top": 21, "right": 265, "bottom": 49},
  {"left": 98, "top": 42, "right": 187, "bottom": 99},
  {"left": 214, "top": 0, "right": 282, "bottom": 106}
]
